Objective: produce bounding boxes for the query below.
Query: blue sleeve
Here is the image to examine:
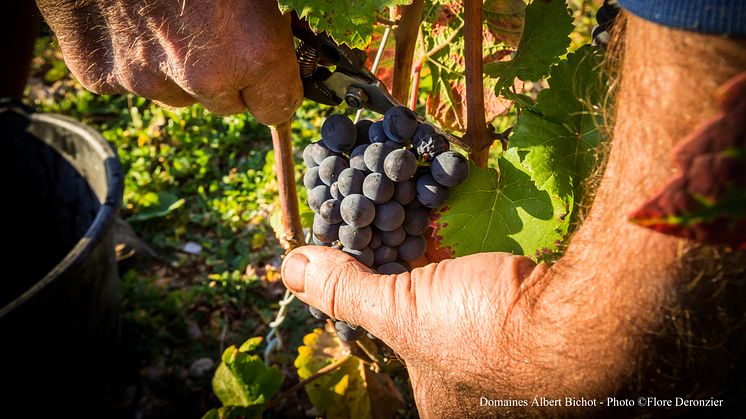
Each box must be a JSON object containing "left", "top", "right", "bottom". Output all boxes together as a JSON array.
[{"left": 616, "top": 0, "right": 746, "bottom": 35}]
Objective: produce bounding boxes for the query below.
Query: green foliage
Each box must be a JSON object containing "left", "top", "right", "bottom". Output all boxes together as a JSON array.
[
  {"left": 207, "top": 337, "right": 282, "bottom": 416},
  {"left": 432, "top": 151, "right": 570, "bottom": 257},
  {"left": 278, "top": 0, "right": 412, "bottom": 49},
  {"left": 484, "top": 0, "right": 574, "bottom": 92}
]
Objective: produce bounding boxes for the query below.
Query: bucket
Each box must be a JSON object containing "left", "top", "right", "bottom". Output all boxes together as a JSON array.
[{"left": 0, "top": 101, "right": 123, "bottom": 413}]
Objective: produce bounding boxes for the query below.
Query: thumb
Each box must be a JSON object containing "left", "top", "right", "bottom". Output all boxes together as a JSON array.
[{"left": 281, "top": 245, "right": 414, "bottom": 345}]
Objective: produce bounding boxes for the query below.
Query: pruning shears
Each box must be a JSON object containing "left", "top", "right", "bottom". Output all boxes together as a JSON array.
[{"left": 290, "top": 15, "right": 470, "bottom": 151}]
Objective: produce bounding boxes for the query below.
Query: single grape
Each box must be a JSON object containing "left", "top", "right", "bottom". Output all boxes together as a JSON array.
[
  {"left": 368, "top": 120, "right": 389, "bottom": 143},
  {"left": 398, "top": 234, "right": 427, "bottom": 261},
  {"left": 377, "top": 262, "right": 408, "bottom": 275},
  {"left": 342, "top": 246, "right": 374, "bottom": 267},
  {"left": 384, "top": 148, "right": 418, "bottom": 181},
  {"left": 362, "top": 172, "right": 395, "bottom": 204},
  {"left": 340, "top": 194, "right": 376, "bottom": 228},
  {"left": 308, "top": 185, "right": 332, "bottom": 212},
  {"left": 349, "top": 144, "right": 369, "bottom": 173},
  {"left": 431, "top": 150, "right": 469, "bottom": 187},
  {"left": 303, "top": 143, "right": 318, "bottom": 168},
  {"left": 405, "top": 199, "right": 423, "bottom": 209},
  {"left": 335, "top": 321, "right": 365, "bottom": 342},
  {"left": 313, "top": 214, "right": 340, "bottom": 243},
  {"left": 308, "top": 305, "right": 328, "bottom": 320},
  {"left": 338, "top": 224, "right": 372, "bottom": 250},
  {"left": 393, "top": 179, "right": 416, "bottom": 205},
  {"left": 354, "top": 119, "right": 373, "bottom": 147},
  {"left": 416, "top": 174, "right": 449, "bottom": 208},
  {"left": 369, "top": 232, "right": 382, "bottom": 249},
  {"left": 319, "top": 155, "right": 349, "bottom": 186},
  {"left": 312, "top": 142, "right": 342, "bottom": 165},
  {"left": 363, "top": 142, "right": 396, "bottom": 173},
  {"left": 303, "top": 166, "right": 324, "bottom": 190},
  {"left": 414, "top": 133, "right": 450, "bottom": 162},
  {"left": 322, "top": 114, "right": 357, "bottom": 153},
  {"left": 412, "top": 123, "right": 435, "bottom": 145},
  {"left": 320, "top": 199, "right": 343, "bottom": 224},
  {"left": 373, "top": 245, "right": 398, "bottom": 265},
  {"left": 403, "top": 207, "right": 430, "bottom": 235},
  {"left": 337, "top": 167, "right": 365, "bottom": 197},
  {"left": 383, "top": 106, "right": 418, "bottom": 143},
  {"left": 373, "top": 200, "right": 405, "bottom": 232},
  {"left": 312, "top": 235, "right": 328, "bottom": 246},
  {"left": 330, "top": 182, "right": 341, "bottom": 200},
  {"left": 380, "top": 226, "right": 406, "bottom": 247}
]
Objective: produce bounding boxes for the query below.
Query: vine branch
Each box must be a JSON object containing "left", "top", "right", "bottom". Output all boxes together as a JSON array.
[
  {"left": 463, "top": 0, "right": 491, "bottom": 168},
  {"left": 392, "top": 0, "right": 424, "bottom": 104},
  {"left": 270, "top": 120, "right": 305, "bottom": 252}
]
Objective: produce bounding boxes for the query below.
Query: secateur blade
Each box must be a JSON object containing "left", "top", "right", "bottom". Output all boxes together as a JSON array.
[{"left": 290, "top": 14, "right": 471, "bottom": 152}]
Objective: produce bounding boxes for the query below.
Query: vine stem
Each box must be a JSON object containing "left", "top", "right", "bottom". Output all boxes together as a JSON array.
[
  {"left": 270, "top": 120, "right": 305, "bottom": 252},
  {"left": 392, "top": 0, "right": 425, "bottom": 104},
  {"left": 263, "top": 354, "right": 353, "bottom": 412},
  {"left": 463, "top": 0, "right": 491, "bottom": 168}
]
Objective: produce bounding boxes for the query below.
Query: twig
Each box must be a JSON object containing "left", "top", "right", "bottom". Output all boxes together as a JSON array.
[
  {"left": 392, "top": 0, "right": 425, "bottom": 104},
  {"left": 409, "top": 21, "right": 464, "bottom": 109},
  {"left": 463, "top": 1, "right": 491, "bottom": 167},
  {"left": 262, "top": 355, "right": 354, "bottom": 412},
  {"left": 270, "top": 120, "right": 305, "bottom": 252}
]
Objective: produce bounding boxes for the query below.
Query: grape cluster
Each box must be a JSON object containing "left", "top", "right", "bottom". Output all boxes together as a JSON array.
[{"left": 301, "top": 106, "right": 469, "bottom": 341}]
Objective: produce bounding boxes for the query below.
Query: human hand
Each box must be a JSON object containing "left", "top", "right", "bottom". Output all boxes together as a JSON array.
[
  {"left": 36, "top": 0, "right": 303, "bottom": 124},
  {"left": 281, "top": 245, "right": 547, "bottom": 415}
]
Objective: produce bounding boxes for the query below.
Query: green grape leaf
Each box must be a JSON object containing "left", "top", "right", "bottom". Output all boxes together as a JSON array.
[
  {"left": 278, "top": 0, "right": 412, "bottom": 49},
  {"left": 211, "top": 342, "right": 282, "bottom": 408},
  {"left": 431, "top": 150, "right": 571, "bottom": 258},
  {"left": 295, "top": 327, "right": 372, "bottom": 419},
  {"left": 484, "top": 0, "right": 573, "bottom": 92},
  {"left": 509, "top": 46, "right": 606, "bottom": 202}
]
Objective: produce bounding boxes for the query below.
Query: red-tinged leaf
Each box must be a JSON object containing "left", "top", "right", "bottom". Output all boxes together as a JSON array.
[
  {"left": 629, "top": 72, "right": 746, "bottom": 248},
  {"left": 365, "top": 29, "right": 396, "bottom": 91},
  {"left": 425, "top": 77, "right": 513, "bottom": 132}
]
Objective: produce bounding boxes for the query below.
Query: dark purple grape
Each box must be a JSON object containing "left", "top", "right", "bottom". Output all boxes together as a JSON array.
[
  {"left": 354, "top": 119, "right": 373, "bottom": 147},
  {"left": 384, "top": 148, "right": 417, "bottom": 181},
  {"left": 362, "top": 172, "right": 394, "bottom": 204},
  {"left": 373, "top": 245, "right": 397, "bottom": 265},
  {"left": 398, "top": 234, "right": 427, "bottom": 261},
  {"left": 414, "top": 133, "right": 450, "bottom": 161},
  {"left": 319, "top": 155, "right": 349, "bottom": 186},
  {"left": 416, "top": 174, "right": 449, "bottom": 208},
  {"left": 369, "top": 232, "right": 382, "bottom": 249},
  {"left": 380, "top": 226, "right": 406, "bottom": 247},
  {"left": 337, "top": 167, "right": 365, "bottom": 197},
  {"left": 403, "top": 207, "right": 429, "bottom": 235},
  {"left": 335, "top": 321, "right": 364, "bottom": 342},
  {"left": 373, "top": 200, "right": 405, "bottom": 232},
  {"left": 309, "top": 305, "right": 328, "bottom": 320},
  {"left": 320, "top": 199, "right": 343, "bottom": 224},
  {"left": 393, "top": 179, "right": 416, "bottom": 205},
  {"left": 303, "top": 143, "right": 318, "bottom": 168},
  {"left": 339, "top": 225, "right": 372, "bottom": 250},
  {"left": 308, "top": 185, "right": 332, "bottom": 212},
  {"left": 377, "top": 262, "right": 408, "bottom": 274},
  {"left": 340, "top": 194, "right": 375, "bottom": 228},
  {"left": 404, "top": 199, "right": 423, "bottom": 209},
  {"left": 431, "top": 151, "right": 469, "bottom": 187},
  {"left": 368, "top": 120, "right": 389, "bottom": 143},
  {"left": 343, "top": 246, "right": 374, "bottom": 267},
  {"left": 313, "top": 214, "right": 340, "bottom": 243},
  {"left": 330, "top": 182, "right": 341, "bottom": 200},
  {"left": 363, "top": 142, "right": 396, "bottom": 173},
  {"left": 303, "top": 166, "right": 324, "bottom": 190},
  {"left": 412, "top": 123, "right": 435, "bottom": 144},
  {"left": 349, "top": 144, "right": 369, "bottom": 172},
  {"left": 312, "top": 142, "right": 342, "bottom": 165},
  {"left": 383, "top": 106, "right": 418, "bottom": 143},
  {"left": 322, "top": 114, "right": 357, "bottom": 153}
]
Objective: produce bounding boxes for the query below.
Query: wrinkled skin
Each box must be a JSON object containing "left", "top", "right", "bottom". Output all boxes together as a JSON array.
[{"left": 36, "top": 0, "right": 303, "bottom": 124}]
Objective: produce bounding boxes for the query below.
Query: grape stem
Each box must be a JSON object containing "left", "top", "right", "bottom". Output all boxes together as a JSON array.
[
  {"left": 270, "top": 120, "right": 306, "bottom": 252},
  {"left": 463, "top": 0, "right": 491, "bottom": 168},
  {"left": 392, "top": 0, "right": 425, "bottom": 104}
]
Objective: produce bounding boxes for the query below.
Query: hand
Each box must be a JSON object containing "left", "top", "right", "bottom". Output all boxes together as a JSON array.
[
  {"left": 36, "top": 0, "right": 303, "bottom": 124},
  {"left": 281, "top": 245, "right": 546, "bottom": 415}
]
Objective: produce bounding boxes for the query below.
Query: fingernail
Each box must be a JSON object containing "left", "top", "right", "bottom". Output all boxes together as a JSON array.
[{"left": 282, "top": 252, "right": 308, "bottom": 292}]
